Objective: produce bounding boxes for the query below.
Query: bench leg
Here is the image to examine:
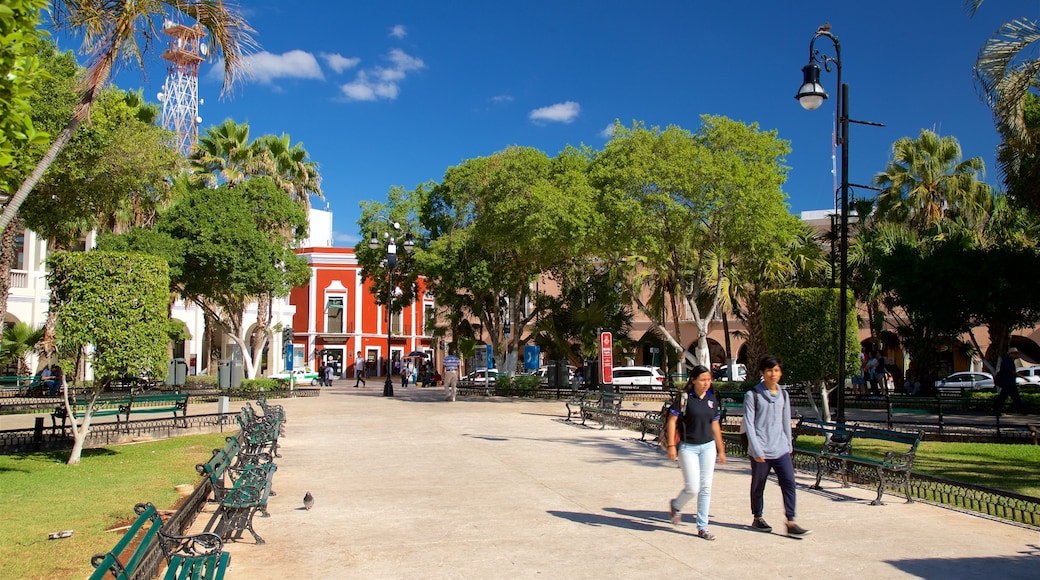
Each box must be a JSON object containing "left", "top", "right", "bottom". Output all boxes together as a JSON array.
[
  {"left": 870, "top": 466, "right": 886, "bottom": 506},
  {"left": 811, "top": 456, "right": 825, "bottom": 490}
]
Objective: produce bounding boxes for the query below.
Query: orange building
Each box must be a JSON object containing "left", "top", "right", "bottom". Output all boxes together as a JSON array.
[{"left": 290, "top": 245, "right": 436, "bottom": 380}]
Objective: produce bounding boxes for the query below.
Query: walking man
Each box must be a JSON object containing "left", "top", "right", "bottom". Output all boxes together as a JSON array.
[
  {"left": 353, "top": 352, "right": 366, "bottom": 388},
  {"left": 744, "top": 354, "right": 811, "bottom": 537},
  {"left": 443, "top": 350, "right": 461, "bottom": 402},
  {"left": 996, "top": 347, "right": 1027, "bottom": 415}
]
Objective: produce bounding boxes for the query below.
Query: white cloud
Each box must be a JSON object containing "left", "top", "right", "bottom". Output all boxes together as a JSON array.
[
  {"left": 389, "top": 24, "right": 407, "bottom": 39},
  {"left": 333, "top": 231, "right": 360, "bottom": 245},
  {"left": 490, "top": 95, "right": 513, "bottom": 104},
  {"left": 321, "top": 52, "right": 361, "bottom": 74},
  {"left": 600, "top": 124, "right": 615, "bottom": 138},
  {"left": 241, "top": 50, "right": 325, "bottom": 84},
  {"left": 529, "top": 101, "right": 581, "bottom": 124},
  {"left": 338, "top": 49, "right": 425, "bottom": 102}
]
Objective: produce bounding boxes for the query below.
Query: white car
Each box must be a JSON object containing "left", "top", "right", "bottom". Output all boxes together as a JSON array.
[
  {"left": 611, "top": 366, "right": 666, "bottom": 390},
  {"left": 461, "top": 369, "right": 499, "bottom": 384},
  {"left": 1016, "top": 366, "right": 1040, "bottom": 384},
  {"left": 531, "top": 365, "right": 578, "bottom": 386},
  {"left": 268, "top": 367, "right": 320, "bottom": 385},
  {"left": 936, "top": 371, "right": 1028, "bottom": 396}
]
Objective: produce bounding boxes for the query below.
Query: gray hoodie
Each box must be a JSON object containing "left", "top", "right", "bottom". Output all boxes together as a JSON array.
[{"left": 743, "top": 382, "right": 792, "bottom": 459}]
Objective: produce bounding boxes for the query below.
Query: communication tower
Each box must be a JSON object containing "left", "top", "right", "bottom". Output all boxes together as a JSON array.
[{"left": 157, "top": 20, "right": 208, "bottom": 156}]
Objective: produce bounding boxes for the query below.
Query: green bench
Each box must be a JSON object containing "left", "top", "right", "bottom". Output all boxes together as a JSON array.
[
  {"left": 88, "top": 502, "right": 229, "bottom": 580},
  {"left": 565, "top": 390, "right": 593, "bottom": 422},
  {"left": 198, "top": 433, "right": 278, "bottom": 545},
  {"left": 0, "top": 375, "right": 42, "bottom": 397},
  {"left": 639, "top": 410, "right": 663, "bottom": 441},
  {"left": 237, "top": 402, "right": 284, "bottom": 458},
  {"left": 51, "top": 392, "right": 189, "bottom": 434},
  {"left": 794, "top": 417, "right": 923, "bottom": 505},
  {"left": 580, "top": 392, "right": 626, "bottom": 429}
]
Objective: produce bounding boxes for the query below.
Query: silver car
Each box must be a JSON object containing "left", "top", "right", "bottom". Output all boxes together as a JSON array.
[{"left": 935, "top": 372, "right": 995, "bottom": 396}]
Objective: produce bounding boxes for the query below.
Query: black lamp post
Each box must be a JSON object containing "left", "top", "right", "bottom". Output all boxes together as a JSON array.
[
  {"left": 369, "top": 220, "right": 414, "bottom": 397},
  {"left": 795, "top": 25, "right": 850, "bottom": 422}
]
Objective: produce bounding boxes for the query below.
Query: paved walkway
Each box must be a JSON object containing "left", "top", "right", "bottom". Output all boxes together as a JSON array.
[{"left": 197, "top": 383, "right": 1039, "bottom": 579}]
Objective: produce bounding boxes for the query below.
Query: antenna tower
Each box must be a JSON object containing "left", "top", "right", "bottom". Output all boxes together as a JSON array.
[{"left": 158, "top": 20, "right": 208, "bottom": 156}]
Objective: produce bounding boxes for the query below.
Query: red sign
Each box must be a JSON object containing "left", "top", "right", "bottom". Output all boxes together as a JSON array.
[{"left": 600, "top": 331, "right": 613, "bottom": 384}]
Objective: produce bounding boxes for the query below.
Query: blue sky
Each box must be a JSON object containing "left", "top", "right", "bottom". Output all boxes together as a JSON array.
[{"left": 80, "top": 0, "right": 1039, "bottom": 245}]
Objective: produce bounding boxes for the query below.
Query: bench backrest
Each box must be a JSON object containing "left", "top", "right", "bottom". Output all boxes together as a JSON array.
[
  {"left": 88, "top": 503, "right": 161, "bottom": 580},
  {"left": 131, "top": 393, "right": 188, "bottom": 406},
  {"left": 196, "top": 438, "right": 241, "bottom": 483}
]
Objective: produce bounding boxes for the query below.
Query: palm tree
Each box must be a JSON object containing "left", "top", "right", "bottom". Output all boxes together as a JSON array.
[
  {"left": 966, "top": 1, "right": 1039, "bottom": 144},
  {"left": 1, "top": 321, "right": 45, "bottom": 376},
  {"left": 252, "top": 133, "right": 323, "bottom": 206},
  {"left": 189, "top": 118, "right": 255, "bottom": 187},
  {"left": 872, "top": 129, "right": 992, "bottom": 231},
  {"left": 966, "top": 1, "right": 1040, "bottom": 209},
  {"left": 0, "top": 1, "right": 257, "bottom": 232}
]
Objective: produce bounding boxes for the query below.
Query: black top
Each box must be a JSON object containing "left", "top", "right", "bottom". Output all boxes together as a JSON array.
[{"left": 669, "top": 389, "right": 721, "bottom": 445}]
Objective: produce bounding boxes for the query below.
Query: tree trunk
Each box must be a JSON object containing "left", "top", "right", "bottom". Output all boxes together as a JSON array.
[
  {"left": 0, "top": 222, "right": 17, "bottom": 328},
  {"left": 0, "top": 114, "right": 84, "bottom": 232}
]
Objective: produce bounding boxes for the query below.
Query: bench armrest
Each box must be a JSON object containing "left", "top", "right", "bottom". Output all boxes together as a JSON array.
[{"left": 157, "top": 530, "right": 224, "bottom": 559}]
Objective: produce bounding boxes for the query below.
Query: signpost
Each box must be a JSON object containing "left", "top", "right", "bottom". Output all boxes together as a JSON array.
[{"left": 599, "top": 331, "right": 613, "bottom": 391}]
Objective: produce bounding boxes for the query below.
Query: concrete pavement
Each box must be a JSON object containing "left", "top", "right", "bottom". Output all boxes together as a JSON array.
[{"left": 198, "top": 383, "right": 1040, "bottom": 579}]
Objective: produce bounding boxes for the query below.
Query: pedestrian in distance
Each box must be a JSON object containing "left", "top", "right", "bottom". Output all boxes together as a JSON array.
[
  {"left": 744, "top": 354, "right": 811, "bottom": 537},
  {"left": 443, "top": 350, "right": 461, "bottom": 402},
  {"left": 995, "top": 347, "right": 1027, "bottom": 415},
  {"left": 323, "top": 364, "right": 334, "bottom": 387},
  {"left": 664, "top": 365, "right": 727, "bottom": 540},
  {"left": 353, "top": 352, "right": 366, "bottom": 388}
]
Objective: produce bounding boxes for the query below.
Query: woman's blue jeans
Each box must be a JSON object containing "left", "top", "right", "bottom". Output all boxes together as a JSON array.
[{"left": 672, "top": 440, "right": 717, "bottom": 530}]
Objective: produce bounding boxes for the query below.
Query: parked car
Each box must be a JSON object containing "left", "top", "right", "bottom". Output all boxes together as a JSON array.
[
  {"left": 267, "top": 367, "right": 320, "bottom": 385},
  {"left": 461, "top": 369, "right": 499, "bottom": 384},
  {"left": 1016, "top": 366, "right": 1040, "bottom": 384},
  {"left": 936, "top": 371, "right": 1028, "bottom": 396},
  {"left": 611, "top": 366, "right": 666, "bottom": 390},
  {"left": 714, "top": 363, "right": 748, "bottom": 382},
  {"left": 531, "top": 365, "right": 578, "bottom": 387}
]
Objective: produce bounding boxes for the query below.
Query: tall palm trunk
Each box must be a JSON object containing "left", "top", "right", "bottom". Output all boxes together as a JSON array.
[
  {"left": 0, "top": 222, "right": 18, "bottom": 328},
  {"left": 0, "top": 100, "right": 91, "bottom": 231}
]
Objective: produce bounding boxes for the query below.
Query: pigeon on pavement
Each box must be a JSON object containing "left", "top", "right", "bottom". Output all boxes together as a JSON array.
[{"left": 303, "top": 491, "right": 314, "bottom": 510}]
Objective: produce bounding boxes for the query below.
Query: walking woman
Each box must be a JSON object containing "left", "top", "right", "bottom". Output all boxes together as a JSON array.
[{"left": 664, "top": 364, "right": 727, "bottom": 540}]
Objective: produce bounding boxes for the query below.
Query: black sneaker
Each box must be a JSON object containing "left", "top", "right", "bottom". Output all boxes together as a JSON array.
[
  {"left": 786, "top": 522, "right": 812, "bottom": 537},
  {"left": 751, "top": 517, "right": 772, "bottom": 533}
]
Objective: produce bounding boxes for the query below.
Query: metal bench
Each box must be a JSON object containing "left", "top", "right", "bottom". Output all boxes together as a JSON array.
[
  {"left": 565, "top": 390, "right": 593, "bottom": 422},
  {"left": 51, "top": 392, "right": 188, "bottom": 434},
  {"left": 794, "top": 417, "right": 923, "bottom": 505},
  {"left": 198, "top": 433, "right": 278, "bottom": 545},
  {"left": 580, "top": 392, "right": 625, "bottom": 429},
  {"left": 88, "top": 502, "right": 229, "bottom": 580}
]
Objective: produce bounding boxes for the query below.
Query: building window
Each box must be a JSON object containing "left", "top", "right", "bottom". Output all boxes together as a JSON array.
[
  {"left": 392, "top": 309, "right": 403, "bottom": 335},
  {"left": 14, "top": 233, "right": 24, "bottom": 271},
  {"left": 326, "top": 296, "right": 344, "bottom": 333},
  {"left": 424, "top": 305, "right": 436, "bottom": 336}
]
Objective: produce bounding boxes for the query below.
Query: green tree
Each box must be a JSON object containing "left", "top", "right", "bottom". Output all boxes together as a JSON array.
[
  {"left": 589, "top": 117, "right": 796, "bottom": 368},
  {"left": 0, "top": 0, "right": 257, "bottom": 232},
  {"left": 99, "top": 177, "right": 310, "bottom": 378},
  {"left": 189, "top": 118, "right": 256, "bottom": 188},
  {"left": 48, "top": 251, "right": 169, "bottom": 465},
  {"left": 384, "top": 146, "right": 597, "bottom": 373},
  {"left": 760, "top": 287, "right": 857, "bottom": 420},
  {"left": 0, "top": 0, "right": 48, "bottom": 172},
  {"left": 0, "top": 321, "right": 45, "bottom": 376},
  {"left": 873, "top": 129, "right": 992, "bottom": 230}
]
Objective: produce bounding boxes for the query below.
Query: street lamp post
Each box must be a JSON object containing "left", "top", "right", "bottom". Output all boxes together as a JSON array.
[
  {"left": 369, "top": 220, "right": 414, "bottom": 397},
  {"left": 794, "top": 25, "right": 851, "bottom": 422}
]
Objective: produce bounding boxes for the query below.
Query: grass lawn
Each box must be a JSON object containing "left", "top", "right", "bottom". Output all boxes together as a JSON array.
[
  {"left": 795, "top": 436, "right": 1040, "bottom": 497},
  {"left": 0, "top": 432, "right": 230, "bottom": 580}
]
